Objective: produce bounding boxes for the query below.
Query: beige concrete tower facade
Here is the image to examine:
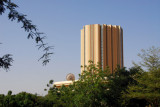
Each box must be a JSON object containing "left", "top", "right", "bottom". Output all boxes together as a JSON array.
[{"left": 81, "top": 24, "right": 123, "bottom": 73}]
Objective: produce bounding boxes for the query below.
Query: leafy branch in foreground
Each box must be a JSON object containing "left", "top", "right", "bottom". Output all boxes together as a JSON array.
[
  {"left": 0, "top": 0, "right": 53, "bottom": 69},
  {"left": 0, "top": 54, "right": 13, "bottom": 71}
]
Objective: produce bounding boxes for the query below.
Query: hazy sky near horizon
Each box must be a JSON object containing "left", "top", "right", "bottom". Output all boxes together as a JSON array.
[{"left": 0, "top": 0, "right": 160, "bottom": 95}]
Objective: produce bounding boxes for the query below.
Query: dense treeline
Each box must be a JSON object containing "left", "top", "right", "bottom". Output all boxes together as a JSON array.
[
  {"left": 0, "top": 47, "right": 160, "bottom": 107},
  {"left": 0, "top": 68, "right": 159, "bottom": 107},
  {"left": 0, "top": 67, "right": 160, "bottom": 107},
  {"left": 0, "top": 66, "right": 159, "bottom": 107},
  {"left": 0, "top": 91, "right": 53, "bottom": 107}
]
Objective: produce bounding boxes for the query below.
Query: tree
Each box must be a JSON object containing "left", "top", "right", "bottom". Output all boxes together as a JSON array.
[
  {"left": 135, "top": 46, "right": 160, "bottom": 71},
  {"left": 124, "top": 68, "right": 160, "bottom": 107},
  {"left": 46, "top": 61, "right": 138, "bottom": 107},
  {"left": 124, "top": 46, "right": 160, "bottom": 107},
  {"left": 71, "top": 61, "right": 109, "bottom": 107},
  {"left": 0, "top": 91, "right": 53, "bottom": 107},
  {"left": 0, "top": 0, "right": 53, "bottom": 71}
]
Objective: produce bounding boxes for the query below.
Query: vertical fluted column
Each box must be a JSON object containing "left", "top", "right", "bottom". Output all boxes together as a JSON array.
[
  {"left": 106, "top": 25, "right": 113, "bottom": 72},
  {"left": 94, "top": 24, "right": 101, "bottom": 66},
  {"left": 81, "top": 27, "right": 85, "bottom": 73}
]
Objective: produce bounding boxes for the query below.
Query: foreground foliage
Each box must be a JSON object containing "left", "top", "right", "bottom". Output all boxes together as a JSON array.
[
  {"left": 0, "top": 91, "right": 53, "bottom": 107},
  {"left": 0, "top": 0, "right": 53, "bottom": 71},
  {"left": 46, "top": 61, "right": 140, "bottom": 107},
  {"left": 0, "top": 64, "right": 160, "bottom": 107},
  {"left": 123, "top": 68, "right": 160, "bottom": 107}
]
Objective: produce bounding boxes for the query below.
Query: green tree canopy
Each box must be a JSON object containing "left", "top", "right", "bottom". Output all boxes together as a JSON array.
[
  {"left": 124, "top": 68, "right": 160, "bottom": 107},
  {"left": 136, "top": 46, "right": 160, "bottom": 71},
  {"left": 46, "top": 61, "right": 139, "bottom": 107},
  {"left": 124, "top": 46, "right": 160, "bottom": 107}
]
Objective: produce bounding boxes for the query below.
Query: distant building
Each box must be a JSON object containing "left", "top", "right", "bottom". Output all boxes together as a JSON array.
[
  {"left": 54, "top": 24, "right": 124, "bottom": 88},
  {"left": 81, "top": 24, "right": 123, "bottom": 73},
  {"left": 54, "top": 80, "right": 77, "bottom": 88}
]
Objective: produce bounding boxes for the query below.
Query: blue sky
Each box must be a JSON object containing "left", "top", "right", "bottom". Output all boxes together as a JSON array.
[{"left": 0, "top": 0, "right": 160, "bottom": 95}]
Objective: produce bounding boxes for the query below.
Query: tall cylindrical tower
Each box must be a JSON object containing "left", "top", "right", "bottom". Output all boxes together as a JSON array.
[{"left": 81, "top": 24, "right": 123, "bottom": 73}]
